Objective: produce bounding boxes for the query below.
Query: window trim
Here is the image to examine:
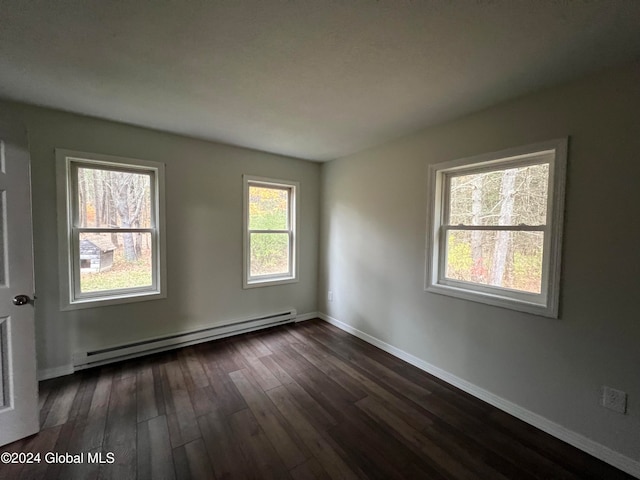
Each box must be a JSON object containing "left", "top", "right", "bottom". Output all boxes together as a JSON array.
[
  {"left": 243, "top": 175, "right": 298, "bottom": 288},
  {"left": 425, "top": 139, "right": 568, "bottom": 318},
  {"left": 56, "top": 149, "right": 167, "bottom": 310}
]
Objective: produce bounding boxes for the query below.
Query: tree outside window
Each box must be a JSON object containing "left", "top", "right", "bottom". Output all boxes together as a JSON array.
[
  {"left": 56, "top": 150, "right": 166, "bottom": 309},
  {"left": 243, "top": 176, "right": 298, "bottom": 288},
  {"left": 426, "top": 139, "right": 567, "bottom": 317}
]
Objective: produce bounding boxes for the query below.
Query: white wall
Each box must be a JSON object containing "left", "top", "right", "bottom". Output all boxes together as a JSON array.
[
  {"left": 0, "top": 101, "right": 320, "bottom": 376},
  {"left": 318, "top": 62, "right": 640, "bottom": 464},
  {"left": 3, "top": 59, "right": 638, "bottom": 470}
]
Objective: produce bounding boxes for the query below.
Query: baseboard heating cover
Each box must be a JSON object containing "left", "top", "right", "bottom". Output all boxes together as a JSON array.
[{"left": 73, "top": 308, "right": 297, "bottom": 370}]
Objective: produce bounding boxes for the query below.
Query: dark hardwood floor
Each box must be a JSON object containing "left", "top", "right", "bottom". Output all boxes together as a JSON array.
[{"left": 0, "top": 319, "right": 633, "bottom": 480}]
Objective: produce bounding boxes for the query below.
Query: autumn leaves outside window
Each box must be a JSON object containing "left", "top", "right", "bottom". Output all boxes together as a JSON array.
[
  {"left": 426, "top": 140, "right": 567, "bottom": 317},
  {"left": 244, "top": 176, "right": 298, "bottom": 288},
  {"left": 57, "top": 150, "right": 166, "bottom": 308},
  {"left": 445, "top": 161, "right": 549, "bottom": 294}
]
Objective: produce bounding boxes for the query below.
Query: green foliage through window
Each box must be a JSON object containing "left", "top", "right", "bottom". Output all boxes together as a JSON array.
[{"left": 247, "top": 181, "right": 294, "bottom": 280}]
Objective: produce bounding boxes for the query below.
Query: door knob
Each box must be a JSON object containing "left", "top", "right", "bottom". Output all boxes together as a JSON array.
[{"left": 12, "top": 295, "right": 32, "bottom": 306}]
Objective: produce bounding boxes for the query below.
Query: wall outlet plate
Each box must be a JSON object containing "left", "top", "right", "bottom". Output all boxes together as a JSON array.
[
  {"left": 602, "top": 386, "right": 627, "bottom": 414},
  {"left": 327, "top": 291, "right": 333, "bottom": 302}
]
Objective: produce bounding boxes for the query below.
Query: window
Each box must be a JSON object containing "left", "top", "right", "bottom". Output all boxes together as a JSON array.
[
  {"left": 426, "top": 139, "right": 567, "bottom": 317},
  {"left": 56, "top": 150, "right": 166, "bottom": 309},
  {"left": 243, "top": 175, "right": 298, "bottom": 288}
]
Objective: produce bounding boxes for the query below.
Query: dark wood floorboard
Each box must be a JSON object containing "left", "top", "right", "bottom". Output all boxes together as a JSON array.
[{"left": 0, "top": 319, "right": 634, "bottom": 480}]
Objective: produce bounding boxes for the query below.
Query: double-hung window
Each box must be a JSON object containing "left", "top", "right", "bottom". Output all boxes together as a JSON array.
[
  {"left": 56, "top": 150, "right": 166, "bottom": 309},
  {"left": 426, "top": 139, "right": 567, "bottom": 317},
  {"left": 243, "top": 175, "right": 298, "bottom": 288}
]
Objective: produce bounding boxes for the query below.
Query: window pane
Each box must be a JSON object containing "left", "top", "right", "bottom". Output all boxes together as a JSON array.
[
  {"left": 249, "top": 186, "right": 288, "bottom": 230},
  {"left": 250, "top": 233, "right": 290, "bottom": 277},
  {"left": 448, "top": 163, "right": 549, "bottom": 226},
  {"left": 79, "top": 232, "right": 152, "bottom": 293},
  {"left": 445, "top": 230, "right": 543, "bottom": 294},
  {"left": 77, "top": 167, "right": 151, "bottom": 228}
]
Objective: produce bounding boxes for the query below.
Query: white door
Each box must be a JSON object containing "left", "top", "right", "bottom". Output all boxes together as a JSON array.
[{"left": 0, "top": 113, "right": 38, "bottom": 446}]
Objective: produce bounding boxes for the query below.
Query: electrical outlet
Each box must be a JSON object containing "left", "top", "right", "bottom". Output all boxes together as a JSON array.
[
  {"left": 327, "top": 291, "right": 333, "bottom": 302},
  {"left": 602, "top": 386, "right": 627, "bottom": 414}
]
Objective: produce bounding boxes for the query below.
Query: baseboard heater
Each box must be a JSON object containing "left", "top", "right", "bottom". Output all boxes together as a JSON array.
[{"left": 73, "top": 308, "right": 297, "bottom": 370}]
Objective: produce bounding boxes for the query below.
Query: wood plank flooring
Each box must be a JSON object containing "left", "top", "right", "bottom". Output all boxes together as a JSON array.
[{"left": 0, "top": 319, "right": 633, "bottom": 480}]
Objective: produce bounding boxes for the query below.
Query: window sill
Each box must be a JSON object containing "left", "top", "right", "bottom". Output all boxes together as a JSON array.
[
  {"left": 61, "top": 290, "right": 166, "bottom": 311},
  {"left": 243, "top": 277, "right": 298, "bottom": 289},
  {"left": 425, "top": 283, "right": 557, "bottom": 318}
]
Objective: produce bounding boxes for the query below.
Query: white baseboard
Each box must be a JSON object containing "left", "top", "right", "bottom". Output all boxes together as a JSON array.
[
  {"left": 318, "top": 312, "right": 640, "bottom": 479},
  {"left": 39, "top": 310, "right": 307, "bottom": 380},
  {"left": 74, "top": 309, "right": 297, "bottom": 371},
  {"left": 37, "top": 365, "right": 74, "bottom": 381},
  {"left": 295, "top": 312, "right": 319, "bottom": 322}
]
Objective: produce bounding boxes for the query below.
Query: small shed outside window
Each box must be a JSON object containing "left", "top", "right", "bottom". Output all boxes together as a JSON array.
[{"left": 80, "top": 235, "right": 116, "bottom": 273}]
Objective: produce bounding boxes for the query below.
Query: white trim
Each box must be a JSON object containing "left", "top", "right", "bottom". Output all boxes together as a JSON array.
[
  {"left": 37, "top": 365, "right": 74, "bottom": 381},
  {"left": 39, "top": 310, "right": 308, "bottom": 380},
  {"left": 242, "top": 175, "right": 299, "bottom": 289},
  {"left": 295, "top": 312, "right": 318, "bottom": 322},
  {"left": 318, "top": 312, "right": 640, "bottom": 479},
  {"left": 425, "top": 138, "right": 568, "bottom": 318},
  {"left": 55, "top": 149, "right": 167, "bottom": 310},
  {"left": 73, "top": 309, "right": 296, "bottom": 370}
]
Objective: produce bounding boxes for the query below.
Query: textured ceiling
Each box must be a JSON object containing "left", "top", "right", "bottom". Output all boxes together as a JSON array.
[{"left": 1, "top": 1, "right": 639, "bottom": 161}]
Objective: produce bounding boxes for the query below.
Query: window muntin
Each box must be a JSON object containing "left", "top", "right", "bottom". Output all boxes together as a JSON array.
[
  {"left": 57, "top": 150, "right": 166, "bottom": 309},
  {"left": 244, "top": 176, "right": 297, "bottom": 287},
  {"left": 426, "top": 140, "right": 567, "bottom": 317}
]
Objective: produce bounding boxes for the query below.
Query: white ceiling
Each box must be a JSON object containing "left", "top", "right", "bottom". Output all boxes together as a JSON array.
[{"left": 1, "top": 1, "right": 639, "bottom": 161}]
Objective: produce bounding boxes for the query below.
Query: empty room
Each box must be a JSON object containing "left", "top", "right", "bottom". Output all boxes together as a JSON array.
[{"left": 1, "top": 1, "right": 639, "bottom": 479}]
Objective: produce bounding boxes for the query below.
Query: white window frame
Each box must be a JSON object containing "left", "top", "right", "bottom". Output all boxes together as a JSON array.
[
  {"left": 425, "top": 139, "right": 567, "bottom": 318},
  {"left": 243, "top": 175, "right": 298, "bottom": 288},
  {"left": 56, "top": 149, "right": 167, "bottom": 310}
]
